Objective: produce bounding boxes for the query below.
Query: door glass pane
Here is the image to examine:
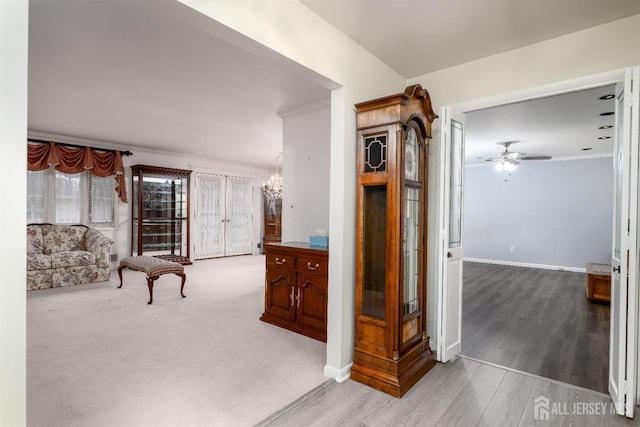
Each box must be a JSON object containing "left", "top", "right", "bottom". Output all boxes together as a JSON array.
[
  {"left": 363, "top": 185, "right": 386, "bottom": 319},
  {"left": 199, "top": 176, "right": 223, "bottom": 256},
  {"left": 614, "top": 92, "right": 623, "bottom": 258},
  {"left": 227, "top": 178, "right": 252, "bottom": 255},
  {"left": 449, "top": 120, "right": 463, "bottom": 249},
  {"left": 403, "top": 186, "right": 420, "bottom": 315}
]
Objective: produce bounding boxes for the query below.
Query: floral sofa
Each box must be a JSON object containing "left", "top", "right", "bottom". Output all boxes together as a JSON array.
[{"left": 27, "top": 224, "right": 114, "bottom": 290}]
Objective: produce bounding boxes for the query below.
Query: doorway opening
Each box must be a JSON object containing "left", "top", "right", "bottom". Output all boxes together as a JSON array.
[{"left": 459, "top": 84, "right": 615, "bottom": 392}]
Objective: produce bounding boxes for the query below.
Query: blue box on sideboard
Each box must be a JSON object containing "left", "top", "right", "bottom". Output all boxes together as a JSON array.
[{"left": 309, "top": 236, "right": 329, "bottom": 248}]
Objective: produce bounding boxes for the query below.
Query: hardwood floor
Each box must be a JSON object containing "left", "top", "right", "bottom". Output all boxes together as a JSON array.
[
  {"left": 461, "top": 261, "right": 610, "bottom": 393},
  {"left": 259, "top": 357, "right": 638, "bottom": 426}
]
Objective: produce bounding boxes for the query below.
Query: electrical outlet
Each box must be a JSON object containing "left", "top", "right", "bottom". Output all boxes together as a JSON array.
[{"left": 509, "top": 246, "right": 515, "bottom": 253}]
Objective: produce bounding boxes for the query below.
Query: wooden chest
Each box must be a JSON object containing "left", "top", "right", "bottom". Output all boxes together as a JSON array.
[{"left": 585, "top": 262, "right": 611, "bottom": 303}]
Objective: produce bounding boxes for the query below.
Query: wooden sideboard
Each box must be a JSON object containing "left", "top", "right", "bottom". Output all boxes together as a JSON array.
[
  {"left": 260, "top": 242, "right": 328, "bottom": 342},
  {"left": 585, "top": 262, "right": 611, "bottom": 303}
]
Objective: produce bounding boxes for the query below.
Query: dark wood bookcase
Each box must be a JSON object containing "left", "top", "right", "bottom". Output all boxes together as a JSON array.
[{"left": 131, "top": 165, "right": 192, "bottom": 265}]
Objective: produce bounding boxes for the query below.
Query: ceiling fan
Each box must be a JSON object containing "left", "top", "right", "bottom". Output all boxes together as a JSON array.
[{"left": 486, "top": 141, "right": 552, "bottom": 171}]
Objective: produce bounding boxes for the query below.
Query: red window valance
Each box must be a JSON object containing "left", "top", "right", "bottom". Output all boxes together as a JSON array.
[{"left": 27, "top": 141, "right": 127, "bottom": 203}]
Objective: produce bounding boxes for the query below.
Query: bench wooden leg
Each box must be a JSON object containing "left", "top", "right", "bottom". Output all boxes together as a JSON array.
[
  {"left": 178, "top": 272, "right": 186, "bottom": 298},
  {"left": 117, "top": 265, "right": 127, "bottom": 288},
  {"left": 147, "top": 276, "right": 156, "bottom": 305}
]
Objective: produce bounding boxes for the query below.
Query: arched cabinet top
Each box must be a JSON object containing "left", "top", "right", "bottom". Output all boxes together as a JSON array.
[{"left": 355, "top": 84, "right": 438, "bottom": 139}]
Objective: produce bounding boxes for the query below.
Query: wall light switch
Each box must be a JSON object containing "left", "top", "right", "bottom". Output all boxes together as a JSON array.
[{"left": 510, "top": 246, "right": 515, "bottom": 253}]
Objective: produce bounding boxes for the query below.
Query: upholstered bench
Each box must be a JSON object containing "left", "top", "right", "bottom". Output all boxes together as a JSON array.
[{"left": 118, "top": 256, "right": 186, "bottom": 304}]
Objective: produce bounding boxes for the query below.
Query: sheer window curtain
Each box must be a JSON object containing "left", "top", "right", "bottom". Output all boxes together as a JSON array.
[{"left": 27, "top": 169, "right": 115, "bottom": 226}]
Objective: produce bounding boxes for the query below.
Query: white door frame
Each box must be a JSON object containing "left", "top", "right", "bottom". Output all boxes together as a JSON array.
[{"left": 434, "top": 67, "right": 638, "bottom": 406}]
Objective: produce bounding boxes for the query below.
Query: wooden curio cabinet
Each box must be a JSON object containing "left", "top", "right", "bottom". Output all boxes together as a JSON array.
[
  {"left": 351, "top": 85, "right": 438, "bottom": 397},
  {"left": 262, "top": 195, "right": 282, "bottom": 253},
  {"left": 131, "top": 165, "right": 192, "bottom": 265}
]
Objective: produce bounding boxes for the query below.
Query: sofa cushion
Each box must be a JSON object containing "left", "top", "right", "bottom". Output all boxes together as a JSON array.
[
  {"left": 52, "top": 266, "right": 102, "bottom": 288},
  {"left": 42, "top": 224, "right": 87, "bottom": 255},
  {"left": 27, "top": 225, "right": 44, "bottom": 254},
  {"left": 27, "top": 254, "right": 52, "bottom": 271},
  {"left": 50, "top": 251, "right": 97, "bottom": 269},
  {"left": 27, "top": 270, "right": 53, "bottom": 290}
]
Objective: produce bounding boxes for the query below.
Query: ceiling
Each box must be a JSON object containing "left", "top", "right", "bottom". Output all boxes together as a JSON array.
[
  {"left": 465, "top": 84, "right": 616, "bottom": 166},
  {"left": 28, "top": 0, "right": 334, "bottom": 169},
  {"left": 300, "top": 0, "right": 640, "bottom": 79},
  {"left": 28, "top": 1, "right": 639, "bottom": 168}
]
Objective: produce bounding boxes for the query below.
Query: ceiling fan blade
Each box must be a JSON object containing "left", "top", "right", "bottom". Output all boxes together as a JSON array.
[
  {"left": 506, "top": 152, "right": 525, "bottom": 159},
  {"left": 520, "top": 155, "right": 552, "bottom": 160}
]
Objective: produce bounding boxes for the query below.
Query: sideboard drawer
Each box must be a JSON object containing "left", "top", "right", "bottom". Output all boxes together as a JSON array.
[
  {"left": 297, "top": 256, "right": 328, "bottom": 276},
  {"left": 267, "top": 253, "right": 295, "bottom": 269}
]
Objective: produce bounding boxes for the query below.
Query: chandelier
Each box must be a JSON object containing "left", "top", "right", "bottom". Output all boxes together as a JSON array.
[{"left": 263, "top": 152, "right": 283, "bottom": 200}]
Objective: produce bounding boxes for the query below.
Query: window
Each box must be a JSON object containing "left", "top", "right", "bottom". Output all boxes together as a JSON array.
[
  {"left": 27, "top": 169, "right": 116, "bottom": 227},
  {"left": 89, "top": 174, "right": 116, "bottom": 225}
]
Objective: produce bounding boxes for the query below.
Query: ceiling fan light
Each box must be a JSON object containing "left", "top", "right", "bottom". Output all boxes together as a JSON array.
[
  {"left": 504, "top": 161, "right": 517, "bottom": 172},
  {"left": 494, "top": 162, "right": 504, "bottom": 171}
]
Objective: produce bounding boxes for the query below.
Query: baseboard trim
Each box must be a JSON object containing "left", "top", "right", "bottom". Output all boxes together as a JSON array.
[
  {"left": 464, "top": 257, "right": 587, "bottom": 273},
  {"left": 323, "top": 363, "right": 352, "bottom": 383}
]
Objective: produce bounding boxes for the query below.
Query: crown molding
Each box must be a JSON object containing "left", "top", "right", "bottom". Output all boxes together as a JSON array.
[{"left": 277, "top": 98, "right": 330, "bottom": 119}]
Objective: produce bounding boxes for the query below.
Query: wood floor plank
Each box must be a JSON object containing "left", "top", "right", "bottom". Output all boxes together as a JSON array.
[
  {"left": 462, "top": 262, "right": 609, "bottom": 393},
  {"left": 378, "top": 361, "right": 479, "bottom": 426},
  {"left": 477, "top": 371, "right": 536, "bottom": 427},
  {"left": 259, "top": 359, "right": 635, "bottom": 427},
  {"left": 262, "top": 380, "right": 366, "bottom": 427},
  {"left": 434, "top": 364, "right": 507, "bottom": 427}
]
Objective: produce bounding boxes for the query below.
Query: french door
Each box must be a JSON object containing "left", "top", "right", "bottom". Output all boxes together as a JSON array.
[
  {"left": 609, "top": 67, "right": 639, "bottom": 418},
  {"left": 437, "top": 106, "right": 465, "bottom": 362},
  {"left": 194, "top": 174, "right": 253, "bottom": 259},
  {"left": 436, "top": 67, "right": 640, "bottom": 418}
]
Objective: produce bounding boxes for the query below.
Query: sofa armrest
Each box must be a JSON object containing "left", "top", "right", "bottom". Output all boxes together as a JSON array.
[{"left": 85, "top": 229, "right": 114, "bottom": 268}]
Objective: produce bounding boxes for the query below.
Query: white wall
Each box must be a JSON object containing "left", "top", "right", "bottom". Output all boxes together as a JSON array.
[
  {"left": 464, "top": 157, "right": 613, "bottom": 270},
  {"left": 281, "top": 101, "right": 331, "bottom": 242},
  {"left": 408, "top": 14, "right": 640, "bottom": 107},
  {"left": 1, "top": 1, "right": 27, "bottom": 425},
  {"left": 178, "top": 0, "right": 407, "bottom": 379},
  {"left": 175, "top": 3, "right": 640, "bottom": 381}
]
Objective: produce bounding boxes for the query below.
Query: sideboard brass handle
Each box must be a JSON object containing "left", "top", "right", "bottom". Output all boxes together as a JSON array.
[
  {"left": 307, "top": 262, "right": 320, "bottom": 271},
  {"left": 276, "top": 257, "right": 286, "bottom": 265},
  {"left": 290, "top": 287, "right": 295, "bottom": 306}
]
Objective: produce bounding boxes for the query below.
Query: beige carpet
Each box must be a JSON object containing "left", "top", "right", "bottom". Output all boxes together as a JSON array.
[{"left": 27, "top": 255, "right": 327, "bottom": 427}]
